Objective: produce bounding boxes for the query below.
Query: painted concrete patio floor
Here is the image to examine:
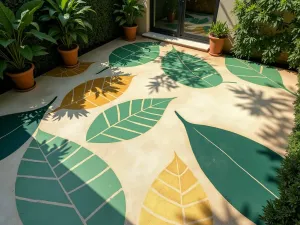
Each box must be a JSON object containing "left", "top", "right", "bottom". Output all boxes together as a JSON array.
[{"left": 0, "top": 36, "right": 298, "bottom": 225}]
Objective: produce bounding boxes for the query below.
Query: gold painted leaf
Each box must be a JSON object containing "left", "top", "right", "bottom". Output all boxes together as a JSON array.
[
  {"left": 54, "top": 75, "right": 134, "bottom": 111},
  {"left": 139, "top": 153, "right": 213, "bottom": 225},
  {"left": 45, "top": 62, "right": 94, "bottom": 77}
]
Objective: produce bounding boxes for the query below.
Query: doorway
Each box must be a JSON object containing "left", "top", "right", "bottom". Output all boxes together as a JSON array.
[{"left": 150, "top": 0, "right": 220, "bottom": 42}]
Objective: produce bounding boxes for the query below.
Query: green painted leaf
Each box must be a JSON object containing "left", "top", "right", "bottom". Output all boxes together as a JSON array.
[
  {"left": 87, "top": 98, "right": 175, "bottom": 143},
  {"left": 162, "top": 47, "right": 223, "bottom": 88},
  {"left": 0, "top": 97, "right": 56, "bottom": 160},
  {"left": 109, "top": 42, "right": 160, "bottom": 67},
  {"left": 15, "top": 129, "right": 126, "bottom": 225},
  {"left": 175, "top": 112, "right": 282, "bottom": 225},
  {"left": 225, "top": 56, "right": 296, "bottom": 95}
]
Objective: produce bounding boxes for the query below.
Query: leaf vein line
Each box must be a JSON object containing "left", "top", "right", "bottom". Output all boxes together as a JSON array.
[
  {"left": 142, "top": 205, "right": 180, "bottom": 225},
  {"left": 156, "top": 178, "right": 181, "bottom": 193},
  {"left": 15, "top": 196, "right": 74, "bottom": 208},
  {"left": 193, "top": 128, "right": 278, "bottom": 199},
  {"left": 52, "top": 146, "right": 82, "bottom": 169},
  {"left": 17, "top": 175, "right": 56, "bottom": 180}
]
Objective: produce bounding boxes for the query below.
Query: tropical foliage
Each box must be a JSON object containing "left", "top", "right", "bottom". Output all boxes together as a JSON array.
[
  {"left": 233, "top": 0, "right": 300, "bottom": 68},
  {"left": 209, "top": 21, "right": 230, "bottom": 38},
  {"left": 41, "top": 0, "right": 95, "bottom": 50},
  {"left": 114, "top": 0, "right": 145, "bottom": 27},
  {"left": 0, "top": 1, "right": 56, "bottom": 79}
]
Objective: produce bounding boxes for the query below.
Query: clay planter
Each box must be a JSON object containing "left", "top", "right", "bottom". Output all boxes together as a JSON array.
[
  {"left": 123, "top": 25, "right": 138, "bottom": 42},
  {"left": 58, "top": 44, "right": 79, "bottom": 67},
  {"left": 208, "top": 35, "right": 227, "bottom": 56},
  {"left": 168, "top": 12, "right": 175, "bottom": 23},
  {"left": 7, "top": 64, "right": 35, "bottom": 92}
]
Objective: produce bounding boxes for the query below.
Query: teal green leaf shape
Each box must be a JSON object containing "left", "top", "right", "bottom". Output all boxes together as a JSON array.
[
  {"left": 109, "top": 42, "right": 160, "bottom": 67},
  {"left": 0, "top": 97, "right": 56, "bottom": 161},
  {"left": 175, "top": 111, "right": 282, "bottom": 225},
  {"left": 87, "top": 98, "right": 175, "bottom": 143},
  {"left": 16, "top": 129, "right": 126, "bottom": 225},
  {"left": 225, "top": 56, "right": 296, "bottom": 95},
  {"left": 162, "top": 47, "right": 223, "bottom": 88}
]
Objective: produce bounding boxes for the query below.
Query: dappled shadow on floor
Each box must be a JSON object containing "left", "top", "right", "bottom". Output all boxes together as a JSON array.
[
  {"left": 146, "top": 74, "right": 179, "bottom": 94},
  {"left": 16, "top": 131, "right": 133, "bottom": 225},
  {"left": 228, "top": 86, "right": 295, "bottom": 150},
  {"left": 46, "top": 75, "right": 132, "bottom": 121}
]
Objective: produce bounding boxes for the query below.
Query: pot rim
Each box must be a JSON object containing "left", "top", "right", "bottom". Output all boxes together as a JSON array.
[
  {"left": 58, "top": 44, "right": 79, "bottom": 53},
  {"left": 209, "top": 34, "right": 227, "bottom": 40},
  {"left": 7, "top": 63, "right": 35, "bottom": 77},
  {"left": 123, "top": 25, "right": 138, "bottom": 29}
]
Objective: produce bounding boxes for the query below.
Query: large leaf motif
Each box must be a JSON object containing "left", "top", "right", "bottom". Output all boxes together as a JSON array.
[
  {"left": 15, "top": 129, "right": 126, "bottom": 225},
  {"left": 53, "top": 75, "right": 134, "bottom": 111},
  {"left": 162, "top": 47, "right": 223, "bottom": 88},
  {"left": 0, "top": 97, "right": 56, "bottom": 161},
  {"left": 225, "top": 56, "right": 296, "bottom": 95},
  {"left": 109, "top": 42, "right": 160, "bottom": 67},
  {"left": 139, "top": 153, "right": 213, "bottom": 225},
  {"left": 45, "top": 62, "right": 94, "bottom": 77},
  {"left": 86, "top": 98, "right": 175, "bottom": 143},
  {"left": 175, "top": 112, "right": 282, "bottom": 225}
]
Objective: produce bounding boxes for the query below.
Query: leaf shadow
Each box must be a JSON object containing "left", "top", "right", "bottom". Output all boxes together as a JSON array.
[
  {"left": 146, "top": 74, "right": 179, "bottom": 94},
  {"left": 17, "top": 135, "right": 135, "bottom": 225}
]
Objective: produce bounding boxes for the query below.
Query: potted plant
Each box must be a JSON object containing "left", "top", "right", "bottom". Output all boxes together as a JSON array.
[
  {"left": 114, "top": 0, "right": 145, "bottom": 42},
  {"left": 41, "top": 0, "right": 95, "bottom": 67},
  {"left": 208, "top": 21, "right": 230, "bottom": 56},
  {"left": 166, "top": 0, "right": 178, "bottom": 23},
  {"left": 0, "top": 1, "right": 57, "bottom": 91}
]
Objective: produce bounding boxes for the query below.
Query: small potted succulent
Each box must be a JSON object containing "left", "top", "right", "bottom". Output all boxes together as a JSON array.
[
  {"left": 166, "top": 0, "right": 178, "bottom": 23},
  {"left": 114, "top": 0, "right": 145, "bottom": 42},
  {"left": 41, "top": 0, "right": 95, "bottom": 67},
  {"left": 208, "top": 21, "right": 230, "bottom": 56},
  {"left": 0, "top": 1, "right": 57, "bottom": 91}
]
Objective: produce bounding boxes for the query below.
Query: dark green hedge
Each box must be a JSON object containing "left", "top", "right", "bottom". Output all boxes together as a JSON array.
[{"left": 0, "top": 0, "right": 122, "bottom": 94}]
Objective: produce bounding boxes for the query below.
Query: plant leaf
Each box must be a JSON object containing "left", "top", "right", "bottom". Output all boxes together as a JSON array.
[
  {"left": 225, "top": 56, "right": 296, "bottom": 95},
  {"left": 53, "top": 75, "right": 134, "bottom": 112},
  {"left": 0, "top": 2, "right": 15, "bottom": 35},
  {"left": 162, "top": 47, "right": 223, "bottom": 88},
  {"left": 58, "top": 13, "right": 70, "bottom": 26},
  {"left": 31, "top": 45, "right": 48, "bottom": 56},
  {"left": 175, "top": 111, "right": 283, "bottom": 224},
  {"left": 30, "top": 22, "right": 39, "bottom": 30},
  {"left": 20, "top": 45, "right": 33, "bottom": 61},
  {"left": 16, "top": 0, "right": 43, "bottom": 19},
  {"left": 109, "top": 42, "right": 160, "bottom": 67},
  {"left": 15, "top": 129, "right": 126, "bottom": 225},
  {"left": 0, "top": 60, "right": 7, "bottom": 79},
  {"left": 45, "top": 62, "right": 93, "bottom": 77},
  {"left": 0, "top": 38, "right": 15, "bottom": 47},
  {"left": 86, "top": 98, "right": 175, "bottom": 143},
  {"left": 139, "top": 153, "right": 213, "bottom": 225},
  {"left": 29, "top": 29, "right": 57, "bottom": 44},
  {"left": 0, "top": 98, "right": 56, "bottom": 160}
]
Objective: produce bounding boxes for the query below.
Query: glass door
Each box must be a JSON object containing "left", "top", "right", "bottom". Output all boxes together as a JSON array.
[
  {"left": 181, "top": 0, "right": 218, "bottom": 41},
  {"left": 150, "top": 0, "right": 218, "bottom": 41}
]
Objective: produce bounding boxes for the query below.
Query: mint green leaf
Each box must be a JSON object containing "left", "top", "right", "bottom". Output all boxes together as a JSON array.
[
  {"left": 0, "top": 60, "right": 7, "bottom": 79},
  {"left": 15, "top": 129, "right": 126, "bottom": 225},
  {"left": 162, "top": 47, "right": 223, "bottom": 88},
  {"left": 20, "top": 45, "right": 33, "bottom": 61},
  {"left": 175, "top": 111, "right": 282, "bottom": 225},
  {"left": 0, "top": 38, "right": 15, "bottom": 47},
  {"left": 0, "top": 98, "right": 56, "bottom": 160},
  {"left": 225, "top": 56, "right": 296, "bottom": 95},
  {"left": 86, "top": 98, "right": 175, "bottom": 143},
  {"left": 109, "top": 42, "right": 160, "bottom": 67},
  {"left": 29, "top": 29, "right": 57, "bottom": 44}
]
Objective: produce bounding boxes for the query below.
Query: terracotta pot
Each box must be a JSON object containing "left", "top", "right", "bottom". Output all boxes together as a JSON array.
[
  {"left": 168, "top": 12, "right": 175, "bottom": 23},
  {"left": 123, "top": 25, "right": 138, "bottom": 42},
  {"left": 209, "top": 35, "right": 226, "bottom": 56},
  {"left": 58, "top": 44, "right": 79, "bottom": 67},
  {"left": 7, "top": 64, "right": 35, "bottom": 91}
]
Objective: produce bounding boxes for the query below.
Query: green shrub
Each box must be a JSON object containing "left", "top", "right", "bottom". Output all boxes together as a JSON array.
[
  {"left": 0, "top": 0, "right": 122, "bottom": 93},
  {"left": 233, "top": 0, "right": 300, "bottom": 68}
]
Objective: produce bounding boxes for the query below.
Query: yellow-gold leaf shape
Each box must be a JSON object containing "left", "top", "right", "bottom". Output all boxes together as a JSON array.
[
  {"left": 139, "top": 153, "right": 213, "bottom": 225},
  {"left": 45, "top": 62, "right": 94, "bottom": 77},
  {"left": 54, "top": 75, "right": 134, "bottom": 111}
]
